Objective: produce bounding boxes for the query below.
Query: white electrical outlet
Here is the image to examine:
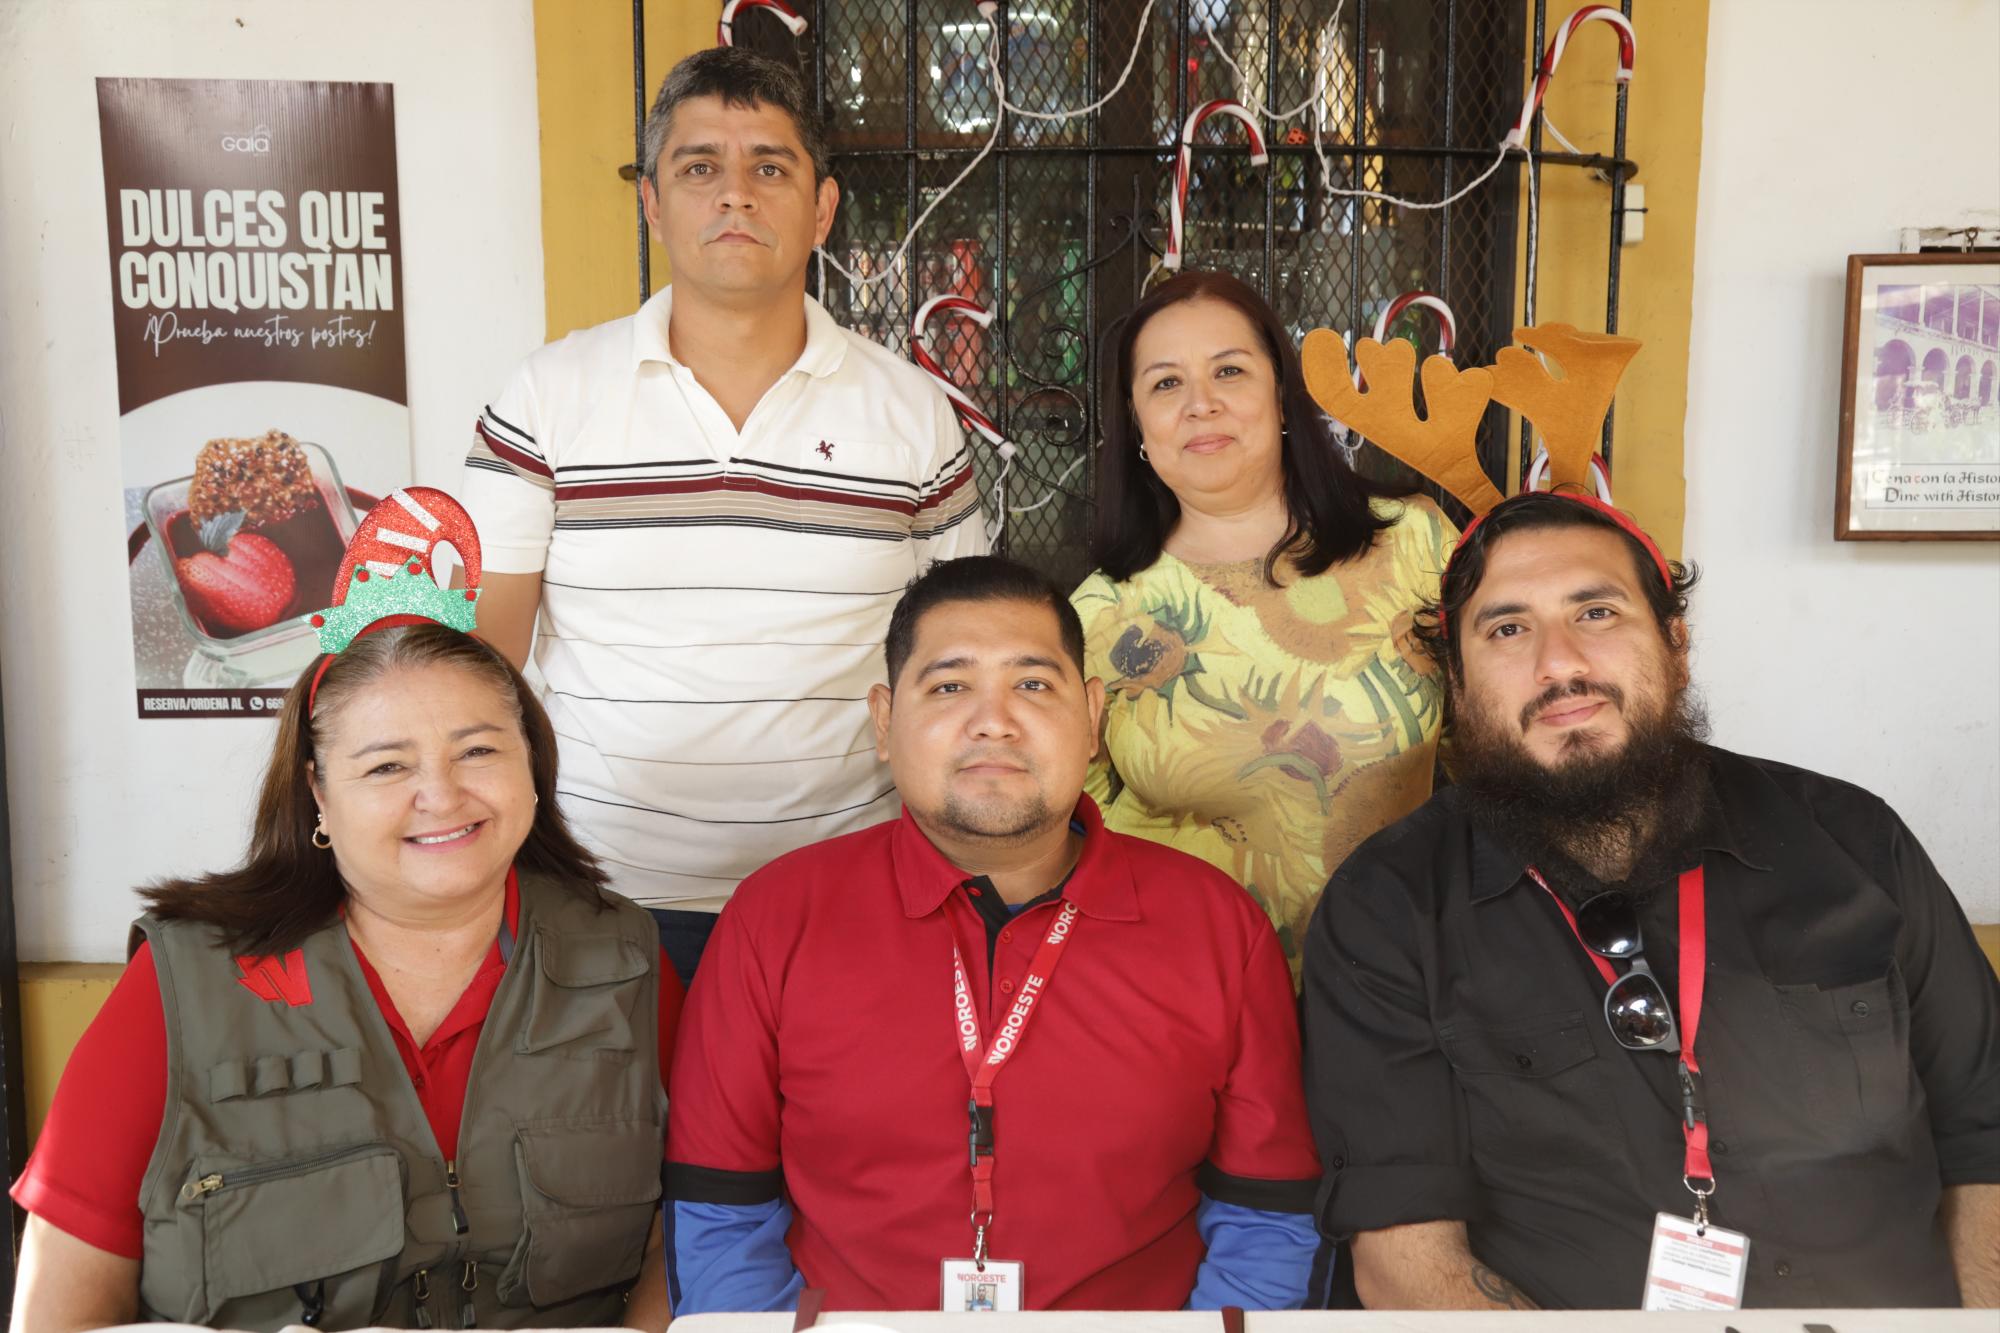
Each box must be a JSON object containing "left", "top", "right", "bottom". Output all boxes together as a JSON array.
[{"left": 1621, "top": 183, "right": 1646, "bottom": 245}]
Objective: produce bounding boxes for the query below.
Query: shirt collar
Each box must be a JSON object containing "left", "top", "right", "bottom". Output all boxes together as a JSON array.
[
  {"left": 632, "top": 285, "right": 848, "bottom": 380},
  {"left": 890, "top": 795, "right": 1141, "bottom": 923},
  {"left": 1465, "top": 749, "right": 1770, "bottom": 904}
]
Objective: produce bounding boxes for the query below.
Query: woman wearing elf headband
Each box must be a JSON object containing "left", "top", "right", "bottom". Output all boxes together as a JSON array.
[
  {"left": 11, "top": 489, "right": 681, "bottom": 1331},
  {"left": 1071, "top": 271, "right": 1455, "bottom": 987}
]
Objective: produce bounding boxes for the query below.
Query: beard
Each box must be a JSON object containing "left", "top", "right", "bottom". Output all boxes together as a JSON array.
[
  {"left": 934, "top": 789, "right": 1055, "bottom": 842},
  {"left": 1453, "top": 676, "right": 1713, "bottom": 906},
  {"left": 917, "top": 749, "right": 1062, "bottom": 845}
]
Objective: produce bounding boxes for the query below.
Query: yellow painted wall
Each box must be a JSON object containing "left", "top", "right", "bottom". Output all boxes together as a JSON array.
[
  {"left": 20, "top": 965, "right": 122, "bottom": 1140},
  {"left": 532, "top": 0, "right": 711, "bottom": 341},
  {"left": 1514, "top": 0, "right": 1709, "bottom": 558}
]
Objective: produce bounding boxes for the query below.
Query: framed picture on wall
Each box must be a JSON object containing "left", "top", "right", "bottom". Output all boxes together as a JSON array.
[{"left": 1836, "top": 251, "right": 2000, "bottom": 540}]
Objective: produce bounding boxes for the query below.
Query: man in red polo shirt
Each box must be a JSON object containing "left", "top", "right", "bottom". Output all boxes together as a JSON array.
[{"left": 664, "top": 555, "right": 1321, "bottom": 1313}]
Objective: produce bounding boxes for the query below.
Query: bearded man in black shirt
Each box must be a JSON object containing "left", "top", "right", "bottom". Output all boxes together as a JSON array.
[{"left": 1301, "top": 491, "right": 2000, "bottom": 1311}]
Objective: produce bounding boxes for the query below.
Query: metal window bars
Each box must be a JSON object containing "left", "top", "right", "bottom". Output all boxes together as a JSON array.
[{"left": 644, "top": 0, "right": 1635, "bottom": 583}]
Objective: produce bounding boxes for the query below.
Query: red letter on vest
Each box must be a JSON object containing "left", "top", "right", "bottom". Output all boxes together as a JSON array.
[{"left": 235, "top": 950, "right": 313, "bottom": 1006}]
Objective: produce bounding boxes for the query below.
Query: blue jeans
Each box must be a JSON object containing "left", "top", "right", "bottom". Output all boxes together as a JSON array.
[{"left": 650, "top": 908, "right": 719, "bottom": 990}]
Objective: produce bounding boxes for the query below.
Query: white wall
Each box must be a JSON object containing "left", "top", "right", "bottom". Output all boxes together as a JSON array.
[
  {"left": 0, "top": 0, "right": 548, "bottom": 960},
  {"left": 1684, "top": 0, "right": 2000, "bottom": 921}
]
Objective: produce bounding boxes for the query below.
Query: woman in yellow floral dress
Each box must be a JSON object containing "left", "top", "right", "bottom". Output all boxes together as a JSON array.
[{"left": 1073, "top": 271, "right": 1455, "bottom": 982}]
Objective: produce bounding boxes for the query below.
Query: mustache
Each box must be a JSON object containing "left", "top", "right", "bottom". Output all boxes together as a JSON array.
[
  {"left": 1520, "top": 679, "right": 1625, "bottom": 732},
  {"left": 955, "top": 748, "right": 1034, "bottom": 772},
  {"left": 702, "top": 219, "right": 775, "bottom": 245}
]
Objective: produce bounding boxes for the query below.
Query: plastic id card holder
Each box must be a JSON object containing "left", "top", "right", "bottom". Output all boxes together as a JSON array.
[
  {"left": 941, "top": 1259, "right": 1024, "bottom": 1311},
  {"left": 1642, "top": 1211, "right": 1750, "bottom": 1310}
]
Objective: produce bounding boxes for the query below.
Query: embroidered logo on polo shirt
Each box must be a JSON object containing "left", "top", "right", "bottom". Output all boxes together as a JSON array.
[
  {"left": 235, "top": 950, "right": 313, "bottom": 1006},
  {"left": 816, "top": 440, "right": 835, "bottom": 460}
]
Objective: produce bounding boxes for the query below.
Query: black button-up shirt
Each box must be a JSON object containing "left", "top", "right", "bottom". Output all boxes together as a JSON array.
[{"left": 1302, "top": 746, "right": 2000, "bottom": 1309}]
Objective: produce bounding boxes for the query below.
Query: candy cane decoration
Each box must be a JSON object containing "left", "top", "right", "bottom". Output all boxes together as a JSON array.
[
  {"left": 1164, "top": 99, "right": 1269, "bottom": 272},
  {"left": 1503, "top": 5, "right": 1637, "bottom": 150},
  {"left": 910, "top": 295, "right": 1009, "bottom": 452},
  {"left": 1350, "top": 292, "right": 1459, "bottom": 392},
  {"left": 1373, "top": 291, "right": 1458, "bottom": 356},
  {"left": 1526, "top": 448, "right": 1615, "bottom": 502},
  {"left": 914, "top": 295, "right": 1042, "bottom": 544},
  {"left": 717, "top": 0, "right": 807, "bottom": 47}
]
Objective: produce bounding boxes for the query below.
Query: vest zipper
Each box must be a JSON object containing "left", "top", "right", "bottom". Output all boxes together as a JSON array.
[
  {"left": 444, "top": 1158, "right": 469, "bottom": 1234},
  {"left": 459, "top": 1258, "right": 479, "bottom": 1328},
  {"left": 294, "top": 1278, "right": 327, "bottom": 1327},
  {"left": 175, "top": 1143, "right": 393, "bottom": 1202},
  {"left": 413, "top": 1268, "right": 434, "bottom": 1329}
]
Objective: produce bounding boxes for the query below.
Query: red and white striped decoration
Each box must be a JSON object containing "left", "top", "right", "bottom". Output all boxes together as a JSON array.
[
  {"left": 1164, "top": 99, "right": 1269, "bottom": 272},
  {"left": 1527, "top": 447, "right": 1615, "bottom": 502},
  {"left": 1503, "top": 5, "right": 1637, "bottom": 150},
  {"left": 1373, "top": 291, "right": 1458, "bottom": 355},
  {"left": 910, "top": 294, "right": 1011, "bottom": 455},
  {"left": 717, "top": 0, "right": 808, "bottom": 47}
]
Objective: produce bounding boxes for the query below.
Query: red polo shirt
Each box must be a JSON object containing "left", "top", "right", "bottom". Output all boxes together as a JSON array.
[
  {"left": 14, "top": 870, "right": 683, "bottom": 1259},
  {"left": 666, "top": 797, "right": 1319, "bottom": 1310}
]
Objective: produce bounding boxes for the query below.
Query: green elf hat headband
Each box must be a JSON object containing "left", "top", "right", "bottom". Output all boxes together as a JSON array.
[{"left": 303, "top": 486, "right": 484, "bottom": 712}]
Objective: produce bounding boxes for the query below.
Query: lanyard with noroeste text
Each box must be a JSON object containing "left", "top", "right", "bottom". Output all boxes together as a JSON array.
[{"left": 949, "top": 894, "right": 1082, "bottom": 1269}]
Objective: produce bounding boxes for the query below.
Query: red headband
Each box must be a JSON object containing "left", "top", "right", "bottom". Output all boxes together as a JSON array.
[
  {"left": 1441, "top": 492, "right": 1672, "bottom": 638},
  {"left": 306, "top": 614, "right": 445, "bottom": 713}
]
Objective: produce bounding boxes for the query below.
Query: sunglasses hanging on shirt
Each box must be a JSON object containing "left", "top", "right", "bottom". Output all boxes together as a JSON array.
[{"left": 1573, "top": 890, "right": 1681, "bottom": 1053}]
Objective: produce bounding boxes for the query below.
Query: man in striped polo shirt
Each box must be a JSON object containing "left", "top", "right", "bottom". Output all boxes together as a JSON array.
[{"left": 464, "top": 47, "right": 985, "bottom": 984}]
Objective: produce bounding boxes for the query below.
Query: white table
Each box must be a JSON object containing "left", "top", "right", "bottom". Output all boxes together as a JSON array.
[{"left": 670, "top": 1312, "right": 1998, "bottom": 1332}]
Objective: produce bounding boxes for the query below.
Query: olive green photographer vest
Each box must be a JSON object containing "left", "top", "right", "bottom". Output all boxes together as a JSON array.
[{"left": 129, "top": 873, "right": 667, "bottom": 1330}]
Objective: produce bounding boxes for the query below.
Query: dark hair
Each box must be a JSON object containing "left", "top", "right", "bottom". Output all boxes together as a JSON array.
[
  {"left": 884, "top": 556, "right": 1086, "bottom": 688},
  {"left": 642, "top": 46, "right": 829, "bottom": 184},
  {"left": 1092, "top": 269, "right": 1403, "bottom": 584},
  {"left": 141, "top": 624, "right": 607, "bottom": 955},
  {"left": 1410, "top": 490, "right": 1702, "bottom": 682}
]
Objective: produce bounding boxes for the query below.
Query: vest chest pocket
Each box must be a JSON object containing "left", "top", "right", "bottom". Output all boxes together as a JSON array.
[
  {"left": 1439, "top": 1012, "right": 1617, "bottom": 1162},
  {"left": 496, "top": 1120, "right": 664, "bottom": 1308},
  {"left": 180, "top": 1143, "right": 404, "bottom": 1326},
  {"left": 519, "top": 928, "right": 651, "bottom": 1055}
]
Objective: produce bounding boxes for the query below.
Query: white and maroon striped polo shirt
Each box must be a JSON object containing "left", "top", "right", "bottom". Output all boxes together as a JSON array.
[{"left": 463, "top": 289, "right": 985, "bottom": 911}]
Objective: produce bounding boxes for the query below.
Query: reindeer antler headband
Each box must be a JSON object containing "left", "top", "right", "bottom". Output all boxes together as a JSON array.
[
  {"left": 1302, "top": 320, "right": 1657, "bottom": 636},
  {"left": 1301, "top": 320, "right": 1643, "bottom": 513},
  {"left": 302, "top": 487, "right": 486, "bottom": 712}
]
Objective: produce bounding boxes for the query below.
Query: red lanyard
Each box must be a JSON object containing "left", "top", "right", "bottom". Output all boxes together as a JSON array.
[
  {"left": 1530, "top": 865, "right": 1715, "bottom": 1202},
  {"left": 949, "top": 898, "right": 1080, "bottom": 1261}
]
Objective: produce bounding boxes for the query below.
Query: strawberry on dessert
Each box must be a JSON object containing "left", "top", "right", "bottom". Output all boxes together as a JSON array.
[{"left": 175, "top": 510, "right": 298, "bottom": 635}]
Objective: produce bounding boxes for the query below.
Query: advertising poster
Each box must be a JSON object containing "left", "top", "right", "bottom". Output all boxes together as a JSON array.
[{"left": 98, "top": 78, "right": 411, "bottom": 719}]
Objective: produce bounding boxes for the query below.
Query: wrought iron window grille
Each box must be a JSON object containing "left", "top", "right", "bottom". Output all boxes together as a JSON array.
[{"left": 636, "top": 0, "right": 1636, "bottom": 583}]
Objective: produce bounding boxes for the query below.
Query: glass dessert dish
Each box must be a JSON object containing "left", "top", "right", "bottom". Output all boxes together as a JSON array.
[{"left": 144, "top": 440, "right": 362, "bottom": 684}]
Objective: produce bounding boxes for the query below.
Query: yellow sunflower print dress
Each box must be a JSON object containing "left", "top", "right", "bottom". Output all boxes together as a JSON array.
[{"left": 1071, "top": 497, "right": 1454, "bottom": 984}]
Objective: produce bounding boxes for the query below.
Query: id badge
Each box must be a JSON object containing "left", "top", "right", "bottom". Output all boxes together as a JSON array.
[
  {"left": 1642, "top": 1211, "right": 1750, "bottom": 1310},
  {"left": 941, "top": 1258, "right": 1024, "bottom": 1311}
]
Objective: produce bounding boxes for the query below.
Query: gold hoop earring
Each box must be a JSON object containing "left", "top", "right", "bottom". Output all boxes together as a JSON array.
[{"left": 312, "top": 814, "right": 332, "bottom": 850}]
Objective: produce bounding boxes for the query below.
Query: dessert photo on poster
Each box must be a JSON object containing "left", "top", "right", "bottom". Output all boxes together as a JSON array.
[
  {"left": 97, "top": 77, "right": 413, "bottom": 718},
  {"left": 123, "top": 389, "right": 408, "bottom": 711}
]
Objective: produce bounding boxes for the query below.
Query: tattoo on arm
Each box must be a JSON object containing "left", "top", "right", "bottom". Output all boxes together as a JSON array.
[{"left": 1470, "top": 1264, "right": 1537, "bottom": 1310}]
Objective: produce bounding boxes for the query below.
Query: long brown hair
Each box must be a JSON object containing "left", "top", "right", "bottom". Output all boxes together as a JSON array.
[
  {"left": 141, "top": 624, "right": 607, "bottom": 954},
  {"left": 1092, "top": 269, "right": 1403, "bottom": 584}
]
